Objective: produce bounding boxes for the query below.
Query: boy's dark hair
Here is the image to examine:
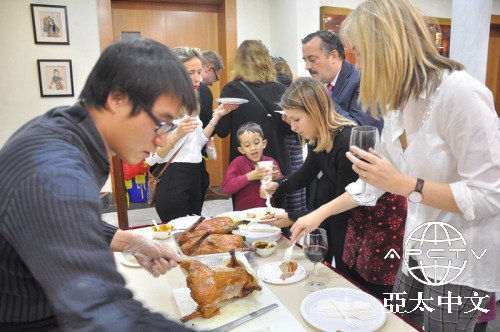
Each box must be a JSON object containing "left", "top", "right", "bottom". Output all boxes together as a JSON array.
[
  {"left": 236, "top": 122, "right": 265, "bottom": 143},
  {"left": 79, "top": 38, "right": 197, "bottom": 116}
]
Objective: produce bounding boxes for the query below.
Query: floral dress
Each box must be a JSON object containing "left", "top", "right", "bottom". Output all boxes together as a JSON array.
[{"left": 342, "top": 193, "right": 407, "bottom": 286}]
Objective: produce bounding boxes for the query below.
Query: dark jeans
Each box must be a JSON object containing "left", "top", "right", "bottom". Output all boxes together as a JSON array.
[{"left": 155, "top": 162, "right": 202, "bottom": 222}]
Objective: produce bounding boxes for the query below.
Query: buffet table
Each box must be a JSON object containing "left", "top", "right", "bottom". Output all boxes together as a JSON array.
[{"left": 115, "top": 226, "right": 420, "bottom": 331}]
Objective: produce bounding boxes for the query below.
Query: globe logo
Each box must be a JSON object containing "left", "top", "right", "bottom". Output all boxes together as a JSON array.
[{"left": 403, "top": 221, "right": 467, "bottom": 286}]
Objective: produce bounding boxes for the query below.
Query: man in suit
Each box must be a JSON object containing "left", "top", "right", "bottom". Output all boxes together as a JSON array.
[
  {"left": 301, "top": 30, "right": 383, "bottom": 131},
  {"left": 199, "top": 50, "right": 224, "bottom": 200},
  {"left": 300, "top": 30, "right": 383, "bottom": 273}
]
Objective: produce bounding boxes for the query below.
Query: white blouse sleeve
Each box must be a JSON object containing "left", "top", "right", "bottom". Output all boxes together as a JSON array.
[{"left": 443, "top": 75, "right": 500, "bottom": 221}]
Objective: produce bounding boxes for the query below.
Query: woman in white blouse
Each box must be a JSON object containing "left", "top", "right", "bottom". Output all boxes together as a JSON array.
[
  {"left": 289, "top": 1, "right": 500, "bottom": 331},
  {"left": 147, "top": 47, "right": 237, "bottom": 222}
]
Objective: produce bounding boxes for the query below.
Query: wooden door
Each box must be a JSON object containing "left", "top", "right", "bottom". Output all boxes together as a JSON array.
[
  {"left": 486, "top": 15, "right": 500, "bottom": 116},
  {"left": 97, "top": 0, "right": 236, "bottom": 228}
]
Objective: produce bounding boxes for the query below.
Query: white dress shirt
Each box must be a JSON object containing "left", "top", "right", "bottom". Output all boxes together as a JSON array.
[
  {"left": 347, "top": 70, "right": 500, "bottom": 292},
  {"left": 146, "top": 116, "right": 208, "bottom": 165}
]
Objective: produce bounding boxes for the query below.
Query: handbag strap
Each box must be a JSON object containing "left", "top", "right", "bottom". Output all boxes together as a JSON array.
[
  {"left": 239, "top": 81, "right": 272, "bottom": 116},
  {"left": 156, "top": 142, "right": 184, "bottom": 178}
]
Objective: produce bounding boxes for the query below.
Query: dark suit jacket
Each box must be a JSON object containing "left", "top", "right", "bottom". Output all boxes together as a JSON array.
[{"left": 333, "top": 61, "right": 384, "bottom": 132}]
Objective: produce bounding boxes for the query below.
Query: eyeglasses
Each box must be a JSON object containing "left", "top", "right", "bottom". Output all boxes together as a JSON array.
[
  {"left": 137, "top": 100, "right": 177, "bottom": 135},
  {"left": 210, "top": 66, "right": 219, "bottom": 83}
]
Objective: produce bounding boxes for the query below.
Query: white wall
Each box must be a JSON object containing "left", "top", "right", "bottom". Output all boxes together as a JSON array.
[
  {"left": 236, "top": 0, "right": 271, "bottom": 48},
  {"left": 0, "top": 0, "right": 100, "bottom": 147}
]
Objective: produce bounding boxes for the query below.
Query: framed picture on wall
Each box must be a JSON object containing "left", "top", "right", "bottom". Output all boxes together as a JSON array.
[
  {"left": 37, "top": 59, "right": 74, "bottom": 97},
  {"left": 30, "top": 4, "right": 70, "bottom": 45}
]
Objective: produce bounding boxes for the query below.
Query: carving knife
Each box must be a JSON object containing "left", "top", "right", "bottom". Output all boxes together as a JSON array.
[{"left": 206, "top": 303, "right": 278, "bottom": 332}]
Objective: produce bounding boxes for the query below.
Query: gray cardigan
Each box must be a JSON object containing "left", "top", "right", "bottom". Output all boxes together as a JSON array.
[{"left": 0, "top": 103, "right": 191, "bottom": 331}]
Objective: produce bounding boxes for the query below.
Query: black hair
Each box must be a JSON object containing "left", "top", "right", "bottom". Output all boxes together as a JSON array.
[
  {"left": 301, "top": 30, "right": 345, "bottom": 60},
  {"left": 79, "top": 38, "right": 197, "bottom": 116},
  {"left": 236, "top": 122, "right": 265, "bottom": 143}
]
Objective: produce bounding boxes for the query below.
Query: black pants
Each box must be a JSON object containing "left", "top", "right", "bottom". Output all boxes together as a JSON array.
[
  {"left": 322, "top": 216, "right": 349, "bottom": 274},
  {"left": 200, "top": 159, "right": 210, "bottom": 202},
  {"left": 155, "top": 162, "right": 202, "bottom": 222},
  {"left": 309, "top": 174, "right": 349, "bottom": 274},
  {"left": 344, "top": 266, "right": 394, "bottom": 300}
]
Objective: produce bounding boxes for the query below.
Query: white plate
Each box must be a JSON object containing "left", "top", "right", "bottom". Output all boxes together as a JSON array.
[
  {"left": 215, "top": 210, "right": 245, "bottom": 222},
  {"left": 242, "top": 207, "right": 286, "bottom": 223},
  {"left": 216, "top": 97, "right": 249, "bottom": 104},
  {"left": 257, "top": 261, "right": 308, "bottom": 284},
  {"left": 168, "top": 215, "right": 202, "bottom": 230},
  {"left": 300, "top": 288, "right": 387, "bottom": 332},
  {"left": 117, "top": 253, "right": 142, "bottom": 268}
]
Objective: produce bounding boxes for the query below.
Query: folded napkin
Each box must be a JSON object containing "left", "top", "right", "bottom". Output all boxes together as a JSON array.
[{"left": 315, "top": 297, "right": 375, "bottom": 320}]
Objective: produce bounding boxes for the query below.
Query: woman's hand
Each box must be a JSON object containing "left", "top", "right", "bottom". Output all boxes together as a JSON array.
[
  {"left": 261, "top": 212, "right": 293, "bottom": 228},
  {"left": 346, "top": 146, "right": 411, "bottom": 196},
  {"left": 177, "top": 116, "right": 198, "bottom": 138},
  {"left": 290, "top": 212, "right": 324, "bottom": 243},
  {"left": 259, "top": 180, "right": 279, "bottom": 198},
  {"left": 212, "top": 103, "right": 239, "bottom": 122},
  {"left": 271, "top": 165, "right": 281, "bottom": 180}
]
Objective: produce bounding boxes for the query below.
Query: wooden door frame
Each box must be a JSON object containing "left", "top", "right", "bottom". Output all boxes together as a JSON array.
[{"left": 96, "top": 0, "right": 237, "bottom": 228}]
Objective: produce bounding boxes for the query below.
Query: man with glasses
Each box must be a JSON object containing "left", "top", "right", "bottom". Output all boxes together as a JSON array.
[
  {"left": 199, "top": 50, "right": 225, "bottom": 200},
  {"left": 0, "top": 39, "right": 197, "bottom": 331}
]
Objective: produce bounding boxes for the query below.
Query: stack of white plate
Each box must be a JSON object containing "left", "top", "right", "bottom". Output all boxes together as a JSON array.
[{"left": 233, "top": 224, "right": 282, "bottom": 243}]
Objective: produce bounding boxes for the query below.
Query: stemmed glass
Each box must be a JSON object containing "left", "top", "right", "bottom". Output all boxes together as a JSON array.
[
  {"left": 349, "top": 125, "right": 380, "bottom": 205},
  {"left": 304, "top": 228, "right": 328, "bottom": 292}
]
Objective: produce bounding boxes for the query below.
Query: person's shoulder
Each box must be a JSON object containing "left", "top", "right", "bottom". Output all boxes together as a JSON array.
[
  {"left": 442, "top": 70, "right": 488, "bottom": 95},
  {"left": 231, "top": 155, "right": 249, "bottom": 165},
  {"left": 334, "top": 125, "right": 354, "bottom": 146}
]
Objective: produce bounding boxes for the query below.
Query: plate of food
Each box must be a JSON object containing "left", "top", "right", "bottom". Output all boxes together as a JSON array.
[
  {"left": 300, "top": 287, "right": 387, "bottom": 332},
  {"left": 216, "top": 97, "right": 249, "bottom": 104},
  {"left": 242, "top": 207, "right": 286, "bottom": 223},
  {"left": 256, "top": 261, "right": 307, "bottom": 284}
]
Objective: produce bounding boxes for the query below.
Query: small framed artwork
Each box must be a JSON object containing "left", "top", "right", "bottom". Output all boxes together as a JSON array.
[
  {"left": 37, "top": 60, "right": 74, "bottom": 97},
  {"left": 30, "top": 4, "right": 70, "bottom": 45}
]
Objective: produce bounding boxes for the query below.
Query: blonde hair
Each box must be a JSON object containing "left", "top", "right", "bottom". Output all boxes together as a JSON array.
[
  {"left": 232, "top": 40, "right": 277, "bottom": 83},
  {"left": 340, "top": 0, "right": 463, "bottom": 116},
  {"left": 279, "top": 77, "right": 356, "bottom": 152}
]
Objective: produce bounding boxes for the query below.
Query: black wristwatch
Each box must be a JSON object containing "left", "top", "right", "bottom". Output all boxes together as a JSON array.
[{"left": 408, "top": 178, "right": 424, "bottom": 203}]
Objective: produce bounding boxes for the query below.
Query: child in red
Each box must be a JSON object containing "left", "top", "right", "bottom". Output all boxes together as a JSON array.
[{"left": 222, "top": 122, "right": 281, "bottom": 210}]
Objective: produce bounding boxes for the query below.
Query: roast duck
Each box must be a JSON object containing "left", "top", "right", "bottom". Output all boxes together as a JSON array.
[
  {"left": 176, "top": 216, "right": 250, "bottom": 256},
  {"left": 179, "top": 249, "right": 262, "bottom": 322}
]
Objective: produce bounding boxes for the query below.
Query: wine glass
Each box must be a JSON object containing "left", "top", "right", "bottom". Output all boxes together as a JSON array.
[
  {"left": 349, "top": 125, "right": 380, "bottom": 205},
  {"left": 304, "top": 228, "right": 328, "bottom": 292}
]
